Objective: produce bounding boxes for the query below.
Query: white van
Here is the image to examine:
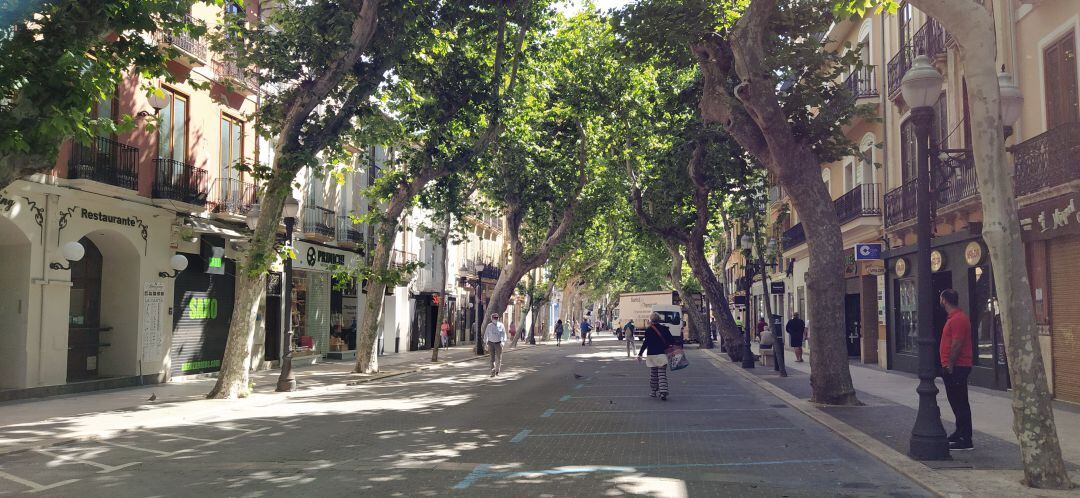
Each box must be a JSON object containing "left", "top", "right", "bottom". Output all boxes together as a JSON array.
[{"left": 649, "top": 304, "right": 684, "bottom": 343}]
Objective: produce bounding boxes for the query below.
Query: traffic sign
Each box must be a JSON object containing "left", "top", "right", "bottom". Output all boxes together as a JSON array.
[{"left": 855, "top": 243, "right": 883, "bottom": 261}]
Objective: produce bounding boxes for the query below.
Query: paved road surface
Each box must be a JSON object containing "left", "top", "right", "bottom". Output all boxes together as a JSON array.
[{"left": 0, "top": 336, "right": 929, "bottom": 497}]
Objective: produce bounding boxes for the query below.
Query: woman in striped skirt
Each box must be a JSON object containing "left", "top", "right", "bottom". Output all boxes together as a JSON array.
[{"left": 637, "top": 312, "right": 676, "bottom": 401}]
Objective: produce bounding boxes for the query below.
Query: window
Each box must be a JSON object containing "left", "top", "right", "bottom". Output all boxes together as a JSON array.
[
  {"left": 797, "top": 286, "right": 806, "bottom": 323},
  {"left": 858, "top": 137, "right": 875, "bottom": 186},
  {"left": 1044, "top": 31, "right": 1079, "bottom": 128},
  {"left": 219, "top": 116, "right": 243, "bottom": 181},
  {"left": 898, "top": 2, "right": 913, "bottom": 49},
  {"left": 158, "top": 89, "right": 188, "bottom": 163},
  {"left": 843, "top": 162, "right": 854, "bottom": 192},
  {"left": 895, "top": 278, "right": 918, "bottom": 354},
  {"left": 932, "top": 92, "right": 948, "bottom": 148},
  {"left": 821, "top": 168, "right": 831, "bottom": 197},
  {"left": 93, "top": 95, "right": 116, "bottom": 138},
  {"left": 900, "top": 118, "right": 918, "bottom": 183}
]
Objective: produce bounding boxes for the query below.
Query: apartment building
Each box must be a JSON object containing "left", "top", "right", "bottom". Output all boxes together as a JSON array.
[
  {"left": 0, "top": 2, "right": 263, "bottom": 396},
  {"left": 447, "top": 208, "right": 505, "bottom": 345}
]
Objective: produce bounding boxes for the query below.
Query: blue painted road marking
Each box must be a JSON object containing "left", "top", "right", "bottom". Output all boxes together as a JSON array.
[
  {"left": 525, "top": 427, "right": 796, "bottom": 438},
  {"left": 558, "top": 395, "right": 571, "bottom": 401},
  {"left": 540, "top": 408, "right": 555, "bottom": 418},
  {"left": 509, "top": 429, "right": 531, "bottom": 443},
  {"left": 452, "top": 464, "right": 492, "bottom": 489}
]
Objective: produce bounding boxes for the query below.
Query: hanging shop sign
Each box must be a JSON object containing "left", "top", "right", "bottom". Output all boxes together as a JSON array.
[
  {"left": 894, "top": 257, "right": 908, "bottom": 278},
  {"left": 293, "top": 240, "right": 358, "bottom": 272},
  {"left": 930, "top": 250, "right": 946, "bottom": 272},
  {"left": 854, "top": 243, "right": 883, "bottom": 261},
  {"left": 864, "top": 260, "right": 887, "bottom": 276},
  {"left": 964, "top": 241, "right": 985, "bottom": 266},
  {"left": 770, "top": 281, "right": 786, "bottom": 295},
  {"left": 202, "top": 235, "right": 226, "bottom": 275},
  {"left": 1019, "top": 194, "right": 1080, "bottom": 241}
]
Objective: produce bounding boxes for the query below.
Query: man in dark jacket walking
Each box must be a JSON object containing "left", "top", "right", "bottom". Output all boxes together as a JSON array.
[{"left": 786, "top": 313, "right": 806, "bottom": 362}]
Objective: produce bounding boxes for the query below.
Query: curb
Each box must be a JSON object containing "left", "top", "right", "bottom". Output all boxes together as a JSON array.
[
  {"left": 700, "top": 349, "right": 969, "bottom": 498},
  {"left": 0, "top": 345, "right": 539, "bottom": 458}
]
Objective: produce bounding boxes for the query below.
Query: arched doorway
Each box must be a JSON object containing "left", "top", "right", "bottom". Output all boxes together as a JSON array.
[{"left": 68, "top": 236, "right": 104, "bottom": 381}]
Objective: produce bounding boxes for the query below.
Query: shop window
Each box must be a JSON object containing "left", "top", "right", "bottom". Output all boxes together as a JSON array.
[
  {"left": 895, "top": 278, "right": 918, "bottom": 354},
  {"left": 970, "top": 265, "right": 1000, "bottom": 367}
]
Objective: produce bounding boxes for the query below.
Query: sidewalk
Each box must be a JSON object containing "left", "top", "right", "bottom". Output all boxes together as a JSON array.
[
  {"left": 712, "top": 345, "right": 1080, "bottom": 496},
  {"left": 0, "top": 342, "right": 528, "bottom": 456}
]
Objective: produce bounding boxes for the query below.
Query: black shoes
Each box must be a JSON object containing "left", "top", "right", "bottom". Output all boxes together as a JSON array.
[
  {"left": 948, "top": 440, "right": 974, "bottom": 451},
  {"left": 660, "top": 393, "right": 668, "bottom": 401}
]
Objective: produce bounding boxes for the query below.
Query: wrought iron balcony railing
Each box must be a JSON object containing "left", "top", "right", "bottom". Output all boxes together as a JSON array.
[
  {"left": 153, "top": 158, "right": 209, "bottom": 206},
  {"left": 209, "top": 177, "right": 256, "bottom": 215},
  {"left": 336, "top": 215, "right": 363, "bottom": 244},
  {"left": 843, "top": 67, "right": 878, "bottom": 100},
  {"left": 781, "top": 223, "right": 805, "bottom": 252},
  {"left": 887, "top": 19, "right": 948, "bottom": 99},
  {"left": 302, "top": 205, "right": 336, "bottom": 238},
  {"left": 213, "top": 58, "right": 257, "bottom": 91},
  {"left": 836, "top": 183, "right": 882, "bottom": 225},
  {"left": 390, "top": 249, "right": 418, "bottom": 269},
  {"left": 883, "top": 150, "right": 977, "bottom": 228},
  {"left": 155, "top": 15, "right": 208, "bottom": 63},
  {"left": 68, "top": 136, "right": 139, "bottom": 190},
  {"left": 1011, "top": 121, "right": 1080, "bottom": 197}
]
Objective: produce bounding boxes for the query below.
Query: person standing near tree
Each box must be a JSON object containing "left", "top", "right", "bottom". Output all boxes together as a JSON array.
[
  {"left": 939, "top": 289, "right": 975, "bottom": 451},
  {"left": 485, "top": 313, "right": 506, "bottom": 377},
  {"left": 786, "top": 313, "right": 806, "bottom": 363},
  {"left": 440, "top": 319, "right": 450, "bottom": 349}
]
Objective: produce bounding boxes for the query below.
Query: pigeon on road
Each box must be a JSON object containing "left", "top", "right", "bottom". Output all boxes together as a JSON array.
[
  {"left": 573, "top": 373, "right": 584, "bottom": 379},
  {"left": 148, "top": 393, "right": 157, "bottom": 402}
]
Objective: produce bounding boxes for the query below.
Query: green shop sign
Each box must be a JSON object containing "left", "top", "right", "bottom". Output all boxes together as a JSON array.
[
  {"left": 188, "top": 297, "right": 218, "bottom": 319},
  {"left": 181, "top": 359, "right": 221, "bottom": 372}
]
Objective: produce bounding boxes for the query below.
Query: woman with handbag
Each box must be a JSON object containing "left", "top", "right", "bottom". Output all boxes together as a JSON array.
[{"left": 637, "top": 312, "right": 677, "bottom": 401}]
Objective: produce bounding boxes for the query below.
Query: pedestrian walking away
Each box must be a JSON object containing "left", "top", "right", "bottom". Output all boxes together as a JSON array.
[
  {"left": 554, "top": 319, "right": 564, "bottom": 346},
  {"left": 623, "top": 320, "right": 635, "bottom": 357},
  {"left": 580, "top": 317, "right": 592, "bottom": 346},
  {"left": 939, "top": 289, "right": 975, "bottom": 451},
  {"left": 485, "top": 313, "right": 506, "bottom": 377},
  {"left": 637, "top": 312, "right": 676, "bottom": 401},
  {"left": 786, "top": 313, "right": 806, "bottom": 362},
  {"left": 440, "top": 319, "right": 450, "bottom": 349}
]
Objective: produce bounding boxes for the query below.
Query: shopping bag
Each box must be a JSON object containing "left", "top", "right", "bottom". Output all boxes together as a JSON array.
[{"left": 666, "top": 345, "right": 689, "bottom": 371}]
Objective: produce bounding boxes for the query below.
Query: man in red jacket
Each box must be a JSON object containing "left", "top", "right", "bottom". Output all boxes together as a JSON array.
[{"left": 939, "top": 288, "right": 974, "bottom": 451}]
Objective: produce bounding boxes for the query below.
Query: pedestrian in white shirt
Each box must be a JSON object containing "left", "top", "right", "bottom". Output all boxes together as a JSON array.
[{"left": 485, "top": 313, "right": 506, "bottom": 377}]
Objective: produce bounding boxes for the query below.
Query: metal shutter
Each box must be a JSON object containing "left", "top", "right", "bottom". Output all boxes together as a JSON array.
[
  {"left": 1050, "top": 235, "right": 1080, "bottom": 403},
  {"left": 306, "top": 272, "right": 331, "bottom": 355}
]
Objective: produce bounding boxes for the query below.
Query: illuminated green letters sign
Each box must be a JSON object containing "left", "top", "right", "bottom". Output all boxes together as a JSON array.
[
  {"left": 188, "top": 297, "right": 218, "bottom": 319},
  {"left": 208, "top": 257, "right": 222, "bottom": 269}
]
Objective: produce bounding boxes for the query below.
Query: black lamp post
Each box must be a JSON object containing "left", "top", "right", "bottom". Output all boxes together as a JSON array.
[
  {"left": 901, "top": 55, "right": 949, "bottom": 461},
  {"left": 740, "top": 233, "right": 755, "bottom": 369},
  {"left": 251, "top": 197, "right": 301, "bottom": 392},
  {"left": 473, "top": 261, "right": 486, "bottom": 355}
]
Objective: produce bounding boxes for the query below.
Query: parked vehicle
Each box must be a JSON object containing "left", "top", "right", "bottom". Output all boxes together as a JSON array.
[{"left": 616, "top": 291, "right": 684, "bottom": 342}]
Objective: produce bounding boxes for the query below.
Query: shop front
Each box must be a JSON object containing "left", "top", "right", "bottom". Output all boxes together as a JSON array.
[
  {"left": 844, "top": 246, "right": 885, "bottom": 363},
  {"left": 884, "top": 229, "right": 1008, "bottom": 390},
  {"left": 0, "top": 181, "right": 175, "bottom": 397},
  {"left": 169, "top": 236, "right": 236, "bottom": 377},
  {"left": 286, "top": 240, "right": 360, "bottom": 358},
  {"left": 1019, "top": 193, "right": 1080, "bottom": 403}
]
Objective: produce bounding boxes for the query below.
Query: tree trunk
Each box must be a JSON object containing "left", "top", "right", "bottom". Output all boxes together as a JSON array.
[
  {"left": 355, "top": 217, "right": 396, "bottom": 373},
  {"left": 666, "top": 241, "right": 706, "bottom": 345},
  {"left": 781, "top": 149, "right": 858, "bottom": 405},
  {"left": 684, "top": 237, "right": 742, "bottom": 360},
  {"left": 208, "top": 176, "right": 290, "bottom": 398},
  {"left": 432, "top": 213, "right": 452, "bottom": 362},
  {"left": 907, "top": 0, "right": 1070, "bottom": 488}
]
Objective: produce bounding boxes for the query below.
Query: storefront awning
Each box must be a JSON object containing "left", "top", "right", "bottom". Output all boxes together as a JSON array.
[{"left": 186, "top": 217, "right": 246, "bottom": 239}]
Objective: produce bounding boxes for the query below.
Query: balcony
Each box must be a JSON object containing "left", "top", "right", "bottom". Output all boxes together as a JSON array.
[
  {"left": 209, "top": 177, "right": 256, "bottom": 216},
  {"left": 68, "top": 136, "right": 139, "bottom": 190},
  {"left": 781, "top": 183, "right": 881, "bottom": 251},
  {"left": 336, "top": 215, "right": 363, "bottom": 245},
  {"left": 884, "top": 150, "right": 977, "bottom": 228},
  {"left": 887, "top": 19, "right": 948, "bottom": 100},
  {"left": 152, "top": 158, "right": 208, "bottom": 206},
  {"left": 836, "top": 183, "right": 881, "bottom": 224},
  {"left": 213, "top": 58, "right": 257, "bottom": 95},
  {"left": 1011, "top": 122, "right": 1080, "bottom": 197},
  {"left": 843, "top": 68, "right": 878, "bottom": 101},
  {"left": 155, "top": 15, "right": 208, "bottom": 65},
  {"left": 390, "top": 249, "right": 418, "bottom": 269},
  {"left": 781, "top": 223, "right": 805, "bottom": 252},
  {"left": 302, "top": 205, "right": 336, "bottom": 239}
]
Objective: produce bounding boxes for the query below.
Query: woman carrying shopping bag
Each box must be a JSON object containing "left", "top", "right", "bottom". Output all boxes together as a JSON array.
[{"left": 637, "top": 312, "right": 678, "bottom": 401}]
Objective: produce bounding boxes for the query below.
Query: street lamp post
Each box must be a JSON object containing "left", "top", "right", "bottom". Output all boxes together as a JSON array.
[
  {"left": 740, "top": 233, "right": 755, "bottom": 369},
  {"left": 473, "top": 261, "right": 485, "bottom": 356},
  {"left": 250, "top": 197, "right": 300, "bottom": 393},
  {"left": 901, "top": 55, "right": 949, "bottom": 461}
]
